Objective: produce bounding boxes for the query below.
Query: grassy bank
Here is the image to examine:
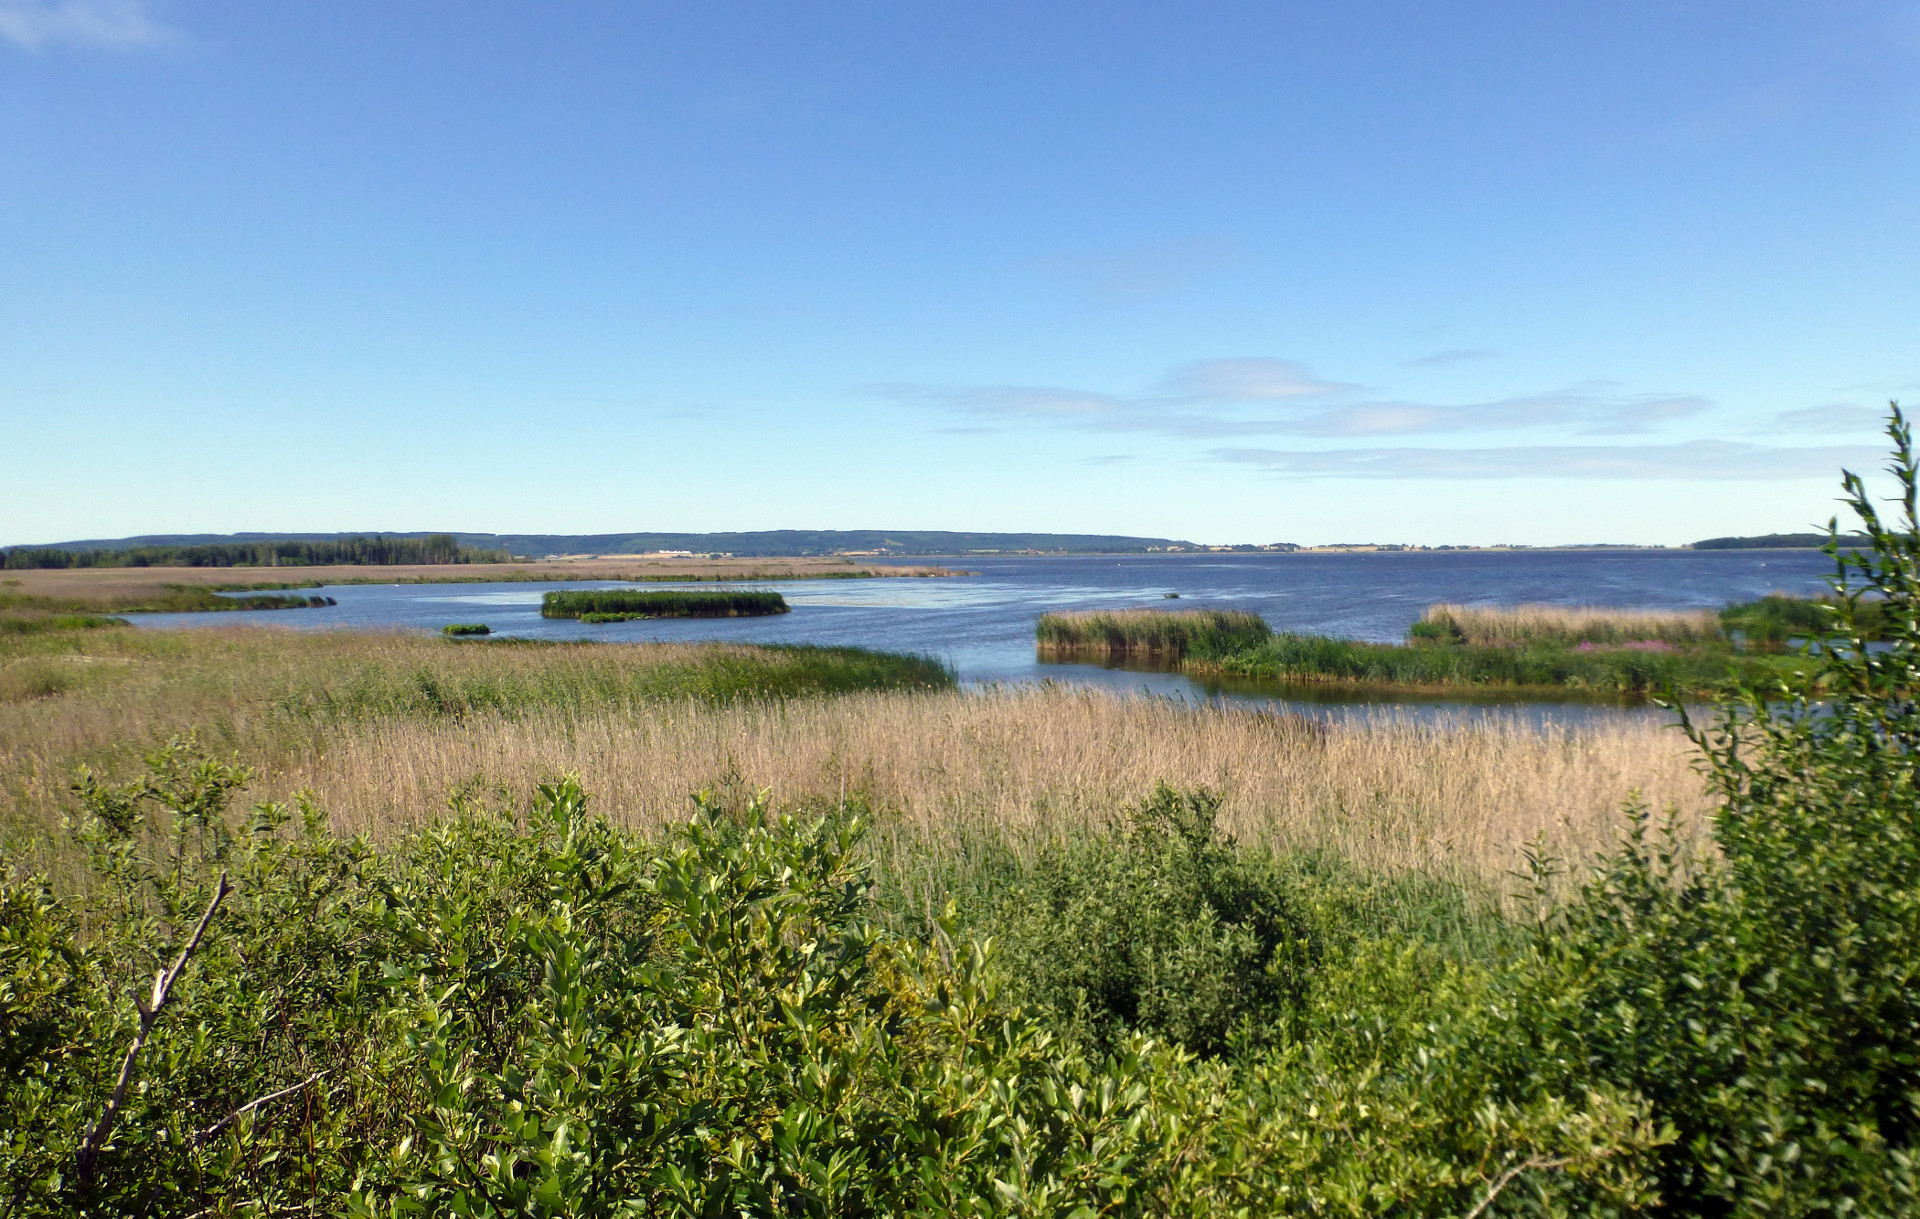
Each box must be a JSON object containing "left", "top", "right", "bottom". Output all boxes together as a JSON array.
[
  {"left": 542, "top": 588, "right": 790, "bottom": 620},
  {"left": 1035, "top": 607, "right": 1270, "bottom": 656},
  {"left": 0, "top": 587, "right": 335, "bottom": 619},
  {"left": 1200, "top": 631, "right": 1796, "bottom": 694}
]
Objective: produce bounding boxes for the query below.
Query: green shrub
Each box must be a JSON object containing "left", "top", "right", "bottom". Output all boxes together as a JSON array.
[{"left": 1526, "top": 407, "right": 1920, "bottom": 1212}]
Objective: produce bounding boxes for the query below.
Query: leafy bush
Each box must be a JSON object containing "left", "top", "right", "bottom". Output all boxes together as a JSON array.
[
  {"left": 1, "top": 748, "right": 1666, "bottom": 1216},
  {"left": 1518, "top": 410, "right": 1920, "bottom": 1212}
]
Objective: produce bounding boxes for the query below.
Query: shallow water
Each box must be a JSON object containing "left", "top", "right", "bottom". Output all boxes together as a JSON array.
[{"left": 129, "top": 549, "right": 1836, "bottom": 728}]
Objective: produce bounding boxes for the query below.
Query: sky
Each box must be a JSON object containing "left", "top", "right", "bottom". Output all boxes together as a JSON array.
[{"left": 4, "top": 1, "right": 1919, "bottom": 547}]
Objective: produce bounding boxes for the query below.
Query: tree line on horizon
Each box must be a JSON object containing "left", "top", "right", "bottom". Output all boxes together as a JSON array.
[{"left": 1, "top": 534, "right": 508, "bottom": 571}]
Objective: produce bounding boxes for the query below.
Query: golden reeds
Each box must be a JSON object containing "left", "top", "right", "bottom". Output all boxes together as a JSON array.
[
  {"left": 1, "top": 626, "right": 1711, "bottom": 896},
  {"left": 1421, "top": 602, "right": 1723, "bottom": 647}
]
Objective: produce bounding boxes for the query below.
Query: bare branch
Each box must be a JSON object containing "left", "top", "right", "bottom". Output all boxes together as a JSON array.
[
  {"left": 1463, "top": 1154, "right": 1574, "bottom": 1219},
  {"left": 198, "top": 1071, "right": 327, "bottom": 1141},
  {"left": 76, "top": 873, "right": 232, "bottom": 1188}
]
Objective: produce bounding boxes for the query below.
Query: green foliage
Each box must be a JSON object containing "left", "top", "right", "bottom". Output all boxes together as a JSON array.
[
  {"left": 1201, "top": 630, "right": 1784, "bottom": 695},
  {"left": 981, "top": 784, "right": 1502, "bottom": 1061},
  {"left": 441, "top": 623, "right": 492, "bottom": 636},
  {"left": 1719, "top": 593, "right": 1888, "bottom": 650},
  {"left": 1, "top": 749, "right": 1667, "bottom": 1216},
  {"left": 543, "top": 589, "right": 791, "bottom": 619},
  {"left": 1034, "top": 608, "right": 1271, "bottom": 656},
  {"left": 1520, "top": 408, "right": 1920, "bottom": 1213}
]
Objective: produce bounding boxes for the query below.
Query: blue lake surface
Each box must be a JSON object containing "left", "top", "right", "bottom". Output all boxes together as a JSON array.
[{"left": 130, "top": 550, "right": 1839, "bottom": 729}]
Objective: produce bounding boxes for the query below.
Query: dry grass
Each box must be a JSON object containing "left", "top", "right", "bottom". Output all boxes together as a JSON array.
[
  {"left": 1421, "top": 602, "right": 1724, "bottom": 648},
  {"left": 283, "top": 687, "right": 1705, "bottom": 891},
  {"left": 0, "top": 556, "right": 960, "bottom": 603},
  {"left": 2, "top": 624, "right": 1711, "bottom": 898}
]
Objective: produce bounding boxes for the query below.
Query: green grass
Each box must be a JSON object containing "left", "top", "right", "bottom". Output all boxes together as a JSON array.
[
  {"left": 0, "top": 612, "right": 129, "bottom": 637},
  {"left": 0, "top": 588, "right": 335, "bottom": 615},
  {"left": 1198, "top": 630, "right": 1796, "bottom": 694},
  {"left": 1034, "top": 608, "right": 1270, "bottom": 655},
  {"left": 542, "top": 588, "right": 790, "bottom": 619}
]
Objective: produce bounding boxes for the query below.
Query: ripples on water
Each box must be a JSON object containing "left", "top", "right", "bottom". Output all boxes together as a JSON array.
[{"left": 133, "top": 550, "right": 1835, "bottom": 729}]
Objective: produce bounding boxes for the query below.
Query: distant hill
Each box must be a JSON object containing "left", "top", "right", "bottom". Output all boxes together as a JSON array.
[
  {"left": 24, "top": 530, "right": 1198, "bottom": 558},
  {"left": 1693, "top": 532, "right": 1868, "bottom": 550}
]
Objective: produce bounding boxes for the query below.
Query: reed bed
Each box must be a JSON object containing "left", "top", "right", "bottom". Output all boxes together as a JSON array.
[
  {"left": 1034, "top": 608, "right": 1270, "bottom": 656},
  {"left": 1419, "top": 602, "right": 1724, "bottom": 647},
  {"left": 541, "top": 589, "right": 790, "bottom": 619},
  {"left": 279, "top": 686, "right": 1704, "bottom": 891},
  {"left": 1, "top": 623, "right": 1708, "bottom": 899}
]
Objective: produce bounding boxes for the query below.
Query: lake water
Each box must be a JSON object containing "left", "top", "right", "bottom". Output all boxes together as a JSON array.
[{"left": 130, "top": 549, "right": 1839, "bottom": 729}]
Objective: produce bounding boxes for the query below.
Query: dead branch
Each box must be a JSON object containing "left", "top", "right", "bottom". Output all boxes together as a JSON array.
[
  {"left": 198, "top": 1071, "right": 327, "bottom": 1141},
  {"left": 76, "top": 873, "right": 232, "bottom": 1188}
]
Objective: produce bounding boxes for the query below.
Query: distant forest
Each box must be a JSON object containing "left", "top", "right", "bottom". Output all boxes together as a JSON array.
[
  {"left": 15, "top": 529, "right": 1198, "bottom": 560},
  {"left": 1693, "top": 532, "right": 1869, "bottom": 550},
  {"left": 2, "top": 534, "right": 508, "bottom": 570}
]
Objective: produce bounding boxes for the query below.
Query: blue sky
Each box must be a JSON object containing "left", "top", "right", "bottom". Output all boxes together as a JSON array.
[{"left": 4, "top": 1, "right": 1917, "bottom": 546}]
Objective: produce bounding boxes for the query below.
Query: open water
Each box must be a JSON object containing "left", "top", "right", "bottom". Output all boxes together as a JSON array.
[{"left": 130, "top": 550, "right": 1838, "bottom": 729}]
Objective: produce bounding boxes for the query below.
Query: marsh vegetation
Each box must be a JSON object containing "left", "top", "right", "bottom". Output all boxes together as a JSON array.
[
  {"left": 541, "top": 589, "right": 791, "bottom": 620},
  {"left": 8, "top": 418, "right": 1920, "bottom": 1214}
]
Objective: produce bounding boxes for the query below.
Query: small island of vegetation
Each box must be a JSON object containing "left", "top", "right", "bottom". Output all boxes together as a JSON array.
[
  {"left": 541, "top": 588, "right": 790, "bottom": 621},
  {"left": 1037, "top": 596, "right": 1859, "bottom": 695},
  {"left": 440, "top": 623, "right": 491, "bottom": 636}
]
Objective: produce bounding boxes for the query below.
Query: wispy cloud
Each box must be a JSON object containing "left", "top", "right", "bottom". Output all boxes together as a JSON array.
[
  {"left": 0, "top": 0, "right": 176, "bottom": 50},
  {"left": 875, "top": 358, "right": 1710, "bottom": 440},
  {"left": 1213, "top": 440, "right": 1882, "bottom": 481},
  {"left": 1403, "top": 348, "right": 1496, "bottom": 368},
  {"left": 1773, "top": 404, "right": 1889, "bottom": 434}
]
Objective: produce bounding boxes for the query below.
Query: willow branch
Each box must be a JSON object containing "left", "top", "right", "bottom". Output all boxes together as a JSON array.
[{"left": 76, "top": 873, "right": 232, "bottom": 1187}]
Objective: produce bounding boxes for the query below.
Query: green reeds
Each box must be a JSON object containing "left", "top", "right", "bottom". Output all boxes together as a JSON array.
[
  {"left": 541, "top": 588, "right": 790, "bottom": 620},
  {"left": 1720, "top": 594, "right": 1887, "bottom": 649},
  {"left": 1196, "top": 632, "right": 1793, "bottom": 695},
  {"left": 441, "top": 623, "right": 491, "bottom": 636},
  {"left": 1034, "top": 608, "right": 1270, "bottom": 657}
]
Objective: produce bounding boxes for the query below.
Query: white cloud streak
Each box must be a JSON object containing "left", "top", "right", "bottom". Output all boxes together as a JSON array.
[
  {"left": 1213, "top": 440, "right": 1883, "bottom": 481},
  {"left": 1773, "top": 404, "right": 1888, "bottom": 434},
  {"left": 0, "top": 0, "right": 175, "bottom": 50},
  {"left": 876, "top": 358, "right": 1712, "bottom": 440}
]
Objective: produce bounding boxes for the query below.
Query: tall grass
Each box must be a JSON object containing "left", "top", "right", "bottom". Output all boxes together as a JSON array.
[
  {"left": 1034, "top": 608, "right": 1270, "bottom": 656},
  {"left": 1418, "top": 602, "right": 1724, "bottom": 647},
  {"left": 0, "top": 624, "right": 1696, "bottom": 892},
  {"left": 541, "top": 588, "right": 790, "bottom": 619}
]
